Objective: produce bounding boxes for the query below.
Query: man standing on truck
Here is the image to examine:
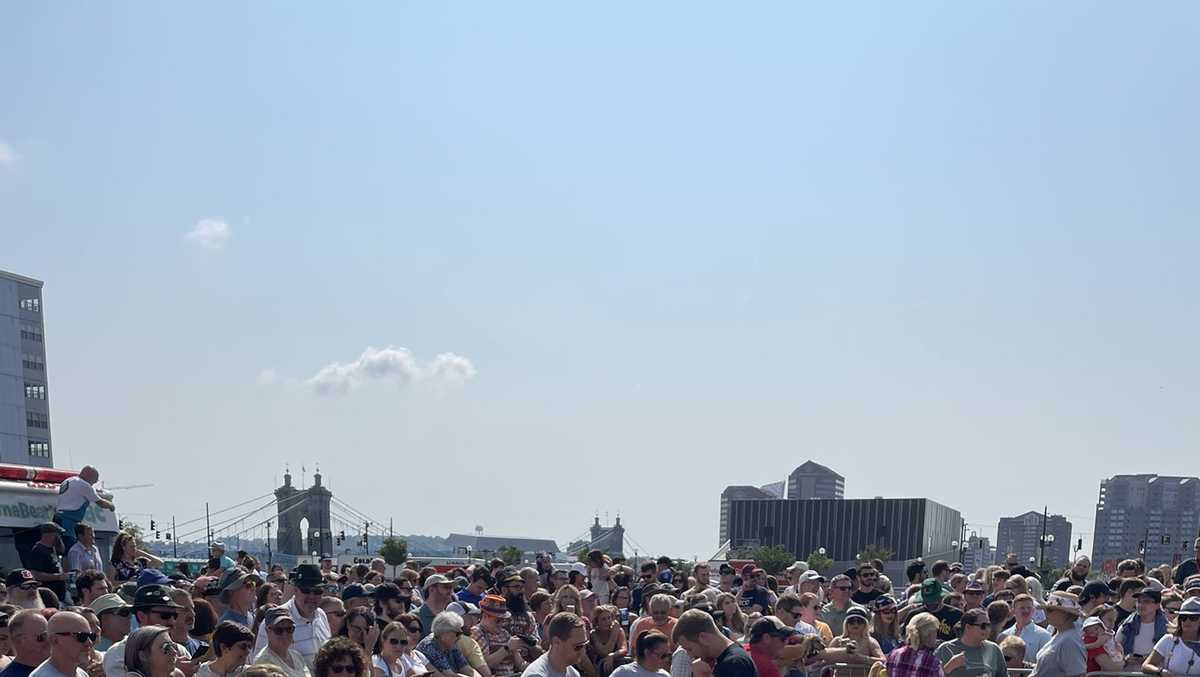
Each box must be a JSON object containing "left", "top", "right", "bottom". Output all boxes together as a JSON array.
[{"left": 53, "top": 466, "right": 114, "bottom": 553}]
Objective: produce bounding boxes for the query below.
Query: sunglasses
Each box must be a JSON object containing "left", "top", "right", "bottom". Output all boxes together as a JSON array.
[
  {"left": 271, "top": 626, "right": 296, "bottom": 635},
  {"left": 299, "top": 587, "right": 324, "bottom": 596},
  {"left": 151, "top": 611, "right": 179, "bottom": 621},
  {"left": 1166, "top": 607, "right": 1183, "bottom": 614},
  {"left": 329, "top": 665, "right": 357, "bottom": 675},
  {"left": 55, "top": 631, "right": 97, "bottom": 644},
  {"left": 387, "top": 637, "right": 409, "bottom": 646},
  {"left": 406, "top": 626, "right": 422, "bottom": 634}
]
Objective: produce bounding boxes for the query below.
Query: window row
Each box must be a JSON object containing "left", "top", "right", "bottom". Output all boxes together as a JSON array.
[
  {"left": 20, "top": 325, "right": 43, "bottom": 343},
  {"left": 24, "top": 384, "right": 46, "bottom": 400},
  {"left": 22, "top": 354, "right": 44, "bottom": 370},
  {"left": 26, "top": 413, "right": 48, "bottom": 429},
  {"left": 28, "top": 441, "right": 49, "bottom": 458},
  {"left": 19, "top": 298, "right": 40, "bottom": 313}
]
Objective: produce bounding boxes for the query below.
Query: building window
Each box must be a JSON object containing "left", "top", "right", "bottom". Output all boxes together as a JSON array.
[
  {"left": 28, "top": 441, "right": 50, "bottom": 458},
  {"left": 19, "top": 298, "right": 40, "bottom": 313},
  {"left": 24, "top": 384, "right": 47, "bottom": 400},
  {"left": 22, "top": 354, "right": 44, "bottom": 371},
  {"left": 26, "top": 413, "right": 49, "bottom": 430},
  {"left": 20, "top": 324, "right": 43, "bottom": 343}
]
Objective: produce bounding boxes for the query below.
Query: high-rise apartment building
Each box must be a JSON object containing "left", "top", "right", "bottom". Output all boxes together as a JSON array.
[
  {"left": 962, "top": 533, "right": 994, "bottom": 571},
  {"left": 996, "top": 511, "right": 1071, "bottom": 569},
  {"left": 787, "top": 461, "right": 844, "bottom": 500},
  {"left": 1093, "top": 474, "right": 1200, "bottom": 571},
  {"left": 719, "top": 485, "right": 776, "bottom": 546},
  {"left": 0, "top": 270, "right": 53, "bottom": 466}
]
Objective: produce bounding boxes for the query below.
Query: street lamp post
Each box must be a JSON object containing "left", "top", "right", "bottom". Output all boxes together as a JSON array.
[{"left": 1039, "top": 533, "right": 1056, "bottom": 571}]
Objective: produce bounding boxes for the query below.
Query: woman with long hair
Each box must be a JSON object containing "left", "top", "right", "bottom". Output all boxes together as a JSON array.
[
  {"left": 884, "top": 613, "right": 943, "bottom": 677},
  {"left": 371, "top": 622, "right": 408, "bottom": 677},
  {"left": 589, "top": 604, "right": 628, "bottom": 677},
  {"left": 831, "top": 606, "right": 883, "bottom": 675},
  {"left": 125, "top": 625, "right": 185, "bottom": 677},
  {"left": 394, "top": 613, "right": 430, "bottom": 677},
  {"left": 339, "top": 608, "right": 381, "bottom": 657},
  {"left": 1142, "top": 598, "right": 1200, "bottom": 677},
  {"left": 870, "top": 596, "right": 900, "bottom": 655},
  {"left": 715, "top": 593, "right": 746, "bottom": 638},
  {"left": 109, "top": 531, "right": 163, "bottom": 582},
  {"left": 314, "top": 638, "right": 371, "bottom": 677}
]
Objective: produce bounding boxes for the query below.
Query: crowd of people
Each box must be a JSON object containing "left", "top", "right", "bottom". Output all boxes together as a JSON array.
[{"left": 3, "top": 467, "right": 1200, "bottom": 677}]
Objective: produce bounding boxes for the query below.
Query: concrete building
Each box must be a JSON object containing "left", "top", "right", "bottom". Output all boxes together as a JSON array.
[
  {"left": 787, "top": 461, "right": 844, "bottom": 500},
  {"left": 0, "top": 270, "right": 52, "bottom": 467},
  {"left": 1093, "top": 474, "right": 1200, "bottom": 572},
  {"left": 961, "top": 532, "right": 994, "bottom": 571},
  {"left": 719, "top": 485, "right": 777, "bottom": 546},
  {"left": 996, "top": 511, "right": 1071, "bottom": 569},
  {"left": 726, "top": 496, "right": 961, "bottom": 582},
  {"left": 760, "top": 481, "right": 785, "bottom": 498}
]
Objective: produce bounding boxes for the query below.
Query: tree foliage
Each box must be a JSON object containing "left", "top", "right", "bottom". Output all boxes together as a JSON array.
[
  {"left": 748, "top": 544, "right": 795, "bottom": 575},
  {"left": 379, "top": 537, "right": 408, "bottom": 566},
  {"left": 806, "top": 549, "right": 833, "bottom": 573},
  {"left": 857, "top": 544, "right": 894, "bottom": 564},
  {"left": 498, "top": 546, "right": 523, "bottom": 565}
]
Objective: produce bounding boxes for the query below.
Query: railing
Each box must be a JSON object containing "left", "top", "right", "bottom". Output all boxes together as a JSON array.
[{"left": 826, "top": 664, "right": 1145, "bottom": 677}]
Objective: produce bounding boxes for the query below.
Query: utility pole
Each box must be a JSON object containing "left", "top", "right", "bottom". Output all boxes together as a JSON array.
[
  {"left": 267, "top": 520, "right": 273, "bottom": 567},
  {"left": 1038, "top": 505, "right": 1049, "bottom": 570},
  {"left": 959, "top": 518, "right": 967, "bottom": 564},
  {"left": 1144, "top": 526, "right": 1151, "bottom": 565},
  {"left": 205, "top": 503, "right": 211, "bottom": 548},
  {"left": 172, "top": 516, "right": 178, "bottom": 558},
  {"left": 389, "top": 518, "right": 393, "bottom": 539}
]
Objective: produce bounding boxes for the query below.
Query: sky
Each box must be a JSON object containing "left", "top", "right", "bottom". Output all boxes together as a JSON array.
[{"left": 1, "top": 2, "right": 1198, "bottom": 560}]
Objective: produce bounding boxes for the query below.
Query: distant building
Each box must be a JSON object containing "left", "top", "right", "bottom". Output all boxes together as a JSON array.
[
  {"left": 0, "top": 269, "right": 52, "bottom": 467},
  {"left": 446, "top": 533, "right": 560, "bottom": 558},
  {"left": 760, "top": 481, "right": 785, "bottom": 498},
  {"left": 1093, "top": 474, "right": 1200, "bottom": 571},
  {"left": 996, "top": 511, "right": 1071, "bottom": 569},
  {"left": 726, "top": 497, "right": 961, "bottom": 572},
  {"left": 962, "top": 532, "right": 994, "bottom": 571},
  {"left": 787, "top": 461, "right": 844, "bottom": 500},
  {"left": 720, "top": 485, "right": 776, "bottom": 546}
]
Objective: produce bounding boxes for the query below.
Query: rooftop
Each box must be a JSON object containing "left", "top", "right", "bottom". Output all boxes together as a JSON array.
[
  {"left": 0, "top": 269, "right": 44, "bottom": 287},
  {"left": 788, "top": 460, "right": 843, "bottom": 479}
]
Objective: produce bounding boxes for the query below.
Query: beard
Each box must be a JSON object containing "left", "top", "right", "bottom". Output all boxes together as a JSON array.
[{"left": 506, "top": 593, "right": 527, "bottom": 614}]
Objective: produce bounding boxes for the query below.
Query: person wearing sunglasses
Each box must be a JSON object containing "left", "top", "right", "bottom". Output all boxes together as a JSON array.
[
  {"left": 251, "top": 565, "right": 331, "bottom": 669},
  {"left": 371, "top": 622, "right": 410, "bottom": 677},
  {"left": 414, "top": 612, "right": 474, "bottom": 677},
  {"left": 253, "top": 607, "right": 310, "bottom": 677},
  {"left": 1, "top": 610, "right": 50, "bottom": 677},
  {"left": 102, "top": 584, "right": 184, "bottom": 677},
  {"left": 609, "top": 630, "right": 668, "bottom": 677},
  {"left": 196, "top": 621, "right": 254, "bottom": 677},
  {"left": 123, "top": 626, "right": 183, "bottom": 677},
  {"left": 819, "top": 575, "right": 857, "bottom": 636},
  {"left": 933, "top": 608, "right": 1005, "bottom": 677},
  {"left": 313, "top": 638, "right": 369, "bottom": 677}
]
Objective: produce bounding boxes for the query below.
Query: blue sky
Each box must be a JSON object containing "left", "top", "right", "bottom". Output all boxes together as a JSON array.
[{"left": 1, "top": 2, "right": 1198, "bottom": 559}]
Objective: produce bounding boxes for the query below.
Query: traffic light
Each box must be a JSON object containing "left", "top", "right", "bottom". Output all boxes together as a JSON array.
[
  {"left": 150, "top": 519, "right": 156, "bottom": 530},
  {"left": 1077, "top": 538, "right": 1083, "bottom": 551}
]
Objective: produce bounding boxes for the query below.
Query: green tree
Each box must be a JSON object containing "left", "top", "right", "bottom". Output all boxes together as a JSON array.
[
  {"left": 857, "top": 544, "right": 894, "bottom": 564},
  {"left": 125, "top": 524, "right": 146, "bottom": 550},
  {"left": 379, "top": 537, "right": 408, "bottom": 567},
  {"left": 749, "top": 545, "right": 795, "bottom": 575},
  {"left": 806, "top": 549, "right": 833, "bottom": 573},
  {"left": 498, "top": 546, "right": 523, "bottom": 565}
]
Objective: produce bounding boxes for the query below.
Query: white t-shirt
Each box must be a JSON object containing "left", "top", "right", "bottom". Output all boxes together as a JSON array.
[
  {"left": 1153, "top": 635, "right": 1200, "bottom": 675},
  {"left": 373, "top": 654, "right": 407, "bottom": 677},
  {"left": 520, "top": 653, "right": 581, "bottom": 677},
  {"left": 1118, "top": 621, "right": 1159, "bottom": 657},
  {"left": 56, "top": 477, "right": 101, "bottom": 511},
  {"left": 29, "top": 661, "right": 87, "bottom": 677}
]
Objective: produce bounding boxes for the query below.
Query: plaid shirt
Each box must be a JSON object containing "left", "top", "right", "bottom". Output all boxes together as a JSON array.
[{"left": 886, "top": 646, "right": 944, "bottom": 677}]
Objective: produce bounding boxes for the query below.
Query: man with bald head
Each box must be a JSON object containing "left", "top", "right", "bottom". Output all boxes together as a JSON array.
[
  {"left": 0, "top": 609, "right": 51, "bottom": 677},
  {"left": 30, "top": 611, "right": 93, "bottom": 677},
  {"left": 53, "top": 466, "right": 114, "bottom": 552}
]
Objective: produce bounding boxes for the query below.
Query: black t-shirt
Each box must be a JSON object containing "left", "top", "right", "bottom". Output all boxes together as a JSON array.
[
  {"left": 852, "top": 588, "right": 884, "bottom": 606},
  {"left": 921, "top": 604, "right": 963, "bottom": 642},
  {"left": 28, "top": 542, "right": 66, "bottom": 599},
  {"left": 1115, "top": 604, "right": 1134, "bottom": 627},
  {"left": 739, "top": 587, "right": 772, "bottom": 612},
  {"left": 714, "top": 642, "right": 758, "bottom": 677},
  {"left": 0, "top": 662, "right": 38, "bottom": 677}
]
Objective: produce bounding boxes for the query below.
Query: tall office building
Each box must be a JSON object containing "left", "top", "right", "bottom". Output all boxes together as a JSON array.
[
  {"left": 719, "top": 485, "right": 776, "bottom": 546},
  {"left": 787, "top": 461, "right": 845, "bottom": 500},
  {"left": 962, "top": 533, "right": 994, "bottom": 571},
  {"left": 0, "top": 270, "right": 53, "bottom": 467},
  {"left": 1093, "top": 474, "right": 1200, "bottom": 572},
  {"left": 996, "top": 511, "right": 1071, "bottom": 568}
]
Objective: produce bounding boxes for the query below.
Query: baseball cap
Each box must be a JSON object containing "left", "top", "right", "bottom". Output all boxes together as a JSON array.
[
  {"left": 423, "top": 574, "right": 453, "bottom": 590},
  {"left": 1080, "top": 581, "right": 1112, "bottom": 603},
  {"left": 1184, "top": 577, "right": 1200, "bottom": 593},
  {"left": 5, "top": 570, "right": 35, "bottom": 587},
  {"left": 374, "top": 583, "right": 404, "bottom": 600},
  {"left": 1082, "top": 616, "right": 1105, "bottom": 631},
  {"left": 845, "top": 606, "right": 870, "bottom": 622},
  {"left": 964, "top": 581, "right": 985, "bottom": 593},
  {"left": 1180, "top": 598, "right": 1200, "bottom": 616},
  {"left": 798, "top": 571, "right": 824, "bottom": 584},
  {"left": 88, "top": 593, "right": 132, "bottom": 616},
  {"left": 1138, "top": 589, "right": 1162, "bottom": 604},
  {"left": 342, "top": 584, "right": 371, "bottom": 602},
  {"left": 920, "top": 578, "right": 945, "bottom": 602},
  {"left": 38, "top": 522, "right": 65, "bottom": 534},
  {"left": 263, "top": 606, "right": 294, "bottom": 628},
  {"left": 136, "top": 569, "right": 171, "bottom": 588},
  {"left": 132, "top": 584, "right": 181, "bottom": 610},
  {"left": 219, "top": 567, "right": 263, "bottom": 592},
  {"left": 748, "top": 616, "right": 796, "bottom": 643}
]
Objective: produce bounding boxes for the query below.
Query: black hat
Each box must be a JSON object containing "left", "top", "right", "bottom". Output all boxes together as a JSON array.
[
  {"left": 5, "top": 570, "right": 34, "bottom": 587},
  {"left": 374, "top": 583, "right": 404, "bottom": 600},
  {"left": 342, "top": 584, "right": 371, "bottom": 602},
  {"left": 748, "top": 616, "right": 796, "bottom": 643},
  {"left": 39, "top": 522, "right": 65, "bottom": 535},
  {"left": 133, "top": 584, "right": 182, "bottom": 610},
  {"left": 1080, "top": 581, "right": 1112, "bottom": 603},
  {"left": 290, "top": 564, "right": 324, "bottom": 587}
]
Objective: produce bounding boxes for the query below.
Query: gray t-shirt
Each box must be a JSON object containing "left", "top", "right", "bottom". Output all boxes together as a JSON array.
[
  {"left": 28, "top": 662, "right": 87, "bottom": 677},
  {"left": 611, "top": 665, "right": 668, "bottom": 677},
  {"left": 1030, "top": 628, "right": 1087, "bottom": 677},
  {"left": 521, "top": 654, "right": 581, "bottom": 677},
  {"left": 935, "top": 639, "right": 1007, "bottom": 677}
]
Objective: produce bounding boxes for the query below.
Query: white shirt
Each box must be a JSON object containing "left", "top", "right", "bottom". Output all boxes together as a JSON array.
[
  {"left": 251, "top": 599, "right": 330, "bottom": 669},
  {"left": 56, "top": 477, "right": 101, "bottom": 511},
  {"left": 66, "top": 542, "right": 104, "bottom": 573},
  {"left": 1118, "top": 621, "right": 1159, "bottom": 657},
  {"left": 520, "top": 653, "right": 581, "bottom": 677},
  {"left": 1153, "top": 635, "right": 1200, "bottom": 676},
  {"left": 1001, "top": 622, "right": 1053, "bottom": 662},
  {"left": 29, "top": 661, "right": 87, "bottom": 677},
  {"left": 254, "top": 647, "right": 312, "bottom": 677}
]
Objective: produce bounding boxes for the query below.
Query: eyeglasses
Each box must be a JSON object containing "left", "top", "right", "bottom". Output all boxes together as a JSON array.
[
  {"left": 55, "top": 631, "right": 97, "bottom": 644},
  {"left": 406, "top": 626, "right": 422, "bottom": 634},
  {"left": 299, "top": 587, "right": 324, "bottom": 596},
  {"left": 833, "top": 586, "right": 851, "bottom": 591},
  {"left": 151, "top": 611, "right": 179, "bottom": 621},
  {"left": 271, "top": 626, "right": 296, "bottom": 635},
  {"left": 329, "top": 664, "right": 357, "bottom": 675},
  {"left": 1166, "top": 607, "right": 1183, "bottom": 614}
]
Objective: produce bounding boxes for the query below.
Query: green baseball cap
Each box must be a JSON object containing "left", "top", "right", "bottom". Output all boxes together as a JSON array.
[{"left": 920, "top": 578, "right": 945, "bottom": 602}]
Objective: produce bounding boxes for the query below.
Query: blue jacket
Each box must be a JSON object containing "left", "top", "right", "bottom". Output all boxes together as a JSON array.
[{"left": 1119, "top": 609, "right": 1167, "bottom": 655}]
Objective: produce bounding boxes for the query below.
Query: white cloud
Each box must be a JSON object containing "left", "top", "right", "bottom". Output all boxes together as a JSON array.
[
  {"left": 307, "top": 345, "right": 477, "bottom": 395},
  {"left": 256, "top": 369, "right": 278, "bottom": 386},
  {"left": 184, "top": 218, "right": 231, "bottom": 249},
  {"left": 0, "top": 141, "right": 18, "bottom": 169}
]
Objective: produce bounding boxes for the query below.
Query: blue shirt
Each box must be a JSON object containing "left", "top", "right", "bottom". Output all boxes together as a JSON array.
[
  {"left": 416, "top": 635, "right": 469, "bottom": 673},
  {"left": 456, "top": 588, "right": 484, "bottom": 605}
]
